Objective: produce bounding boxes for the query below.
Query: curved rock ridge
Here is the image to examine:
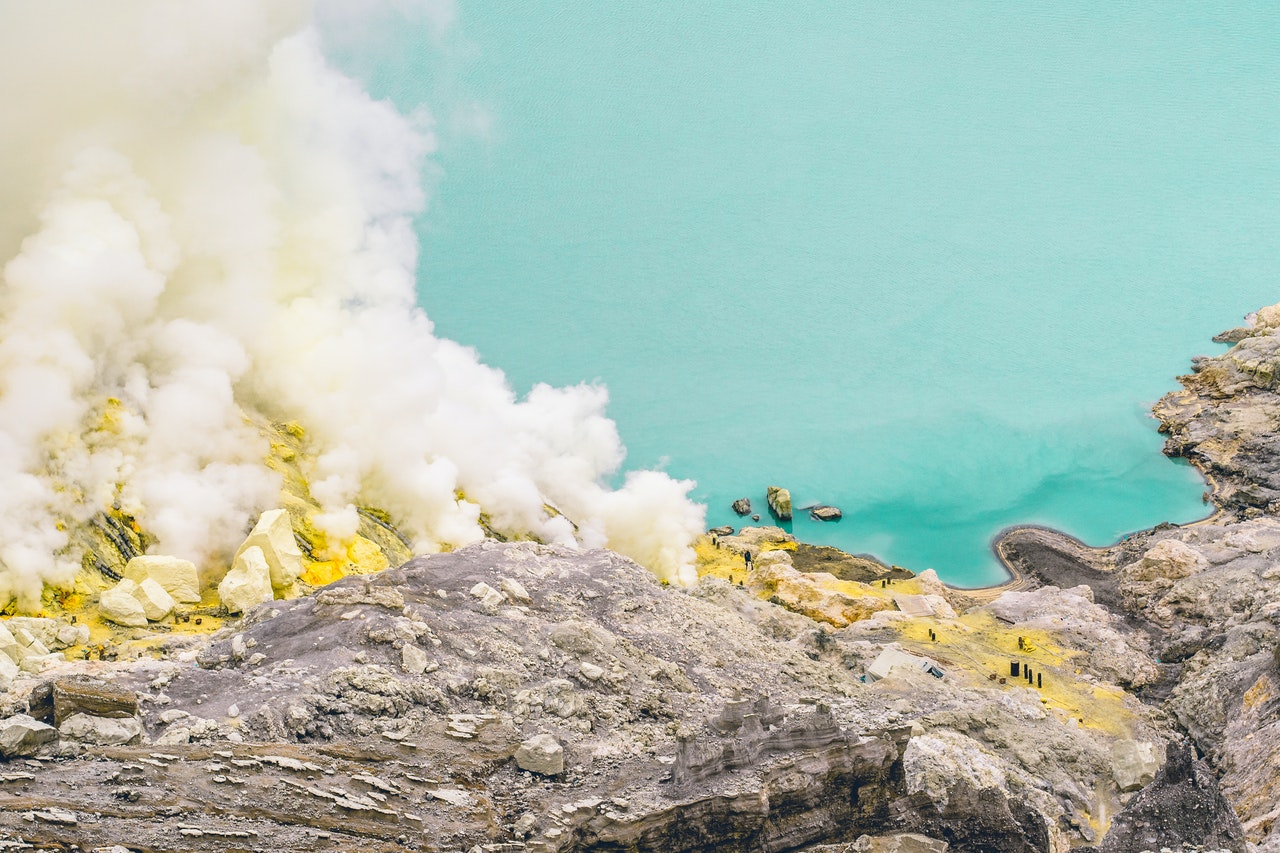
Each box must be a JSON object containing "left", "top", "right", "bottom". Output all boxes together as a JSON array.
[{"left": 995, "top": 303, "right": 1280, "bottom": 852}]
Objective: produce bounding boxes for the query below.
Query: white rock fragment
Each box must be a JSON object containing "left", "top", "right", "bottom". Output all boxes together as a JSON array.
[
  {"left": 499, "top": 577, "right": 532, "bottom": 604},
  {"left": 132, "top": 578, "right": 175, "bottom": 622},
  {"left": 0, "top": 715, "right": 56, "bottom": 757},
  {"left": 469, "top": 582, "right": 505, "bottom": 609},
  {"left": 401, "top": 644, "right": 430, "bottom": 675},
  {"left": 1111, "top": 739, "right": 1162, "bottom": 792},
  {"left": 124, "top": 555, "right": 202, "bottom": 603},
  {"left": 515, "top": 734, "right": 565, "bottom": 776},
  {"left": 235, "top": 509, "right": 304, "bottom": 590},
  {"left": 218, "top": 546, "right": 274, "bottom": 615},
  {"left": 0, "top": 653, "right": 18, "bottom": 689},
  {"left": 55, "top": 623, "right": 90, "bottom": 648},
  {"left": 59, "top": 714, "right": 143, "bottom": 746},
  {"left": 579, "top": 662, "right": 604, "bottom": 681},
  {"left": 99, "top": 580, "right": 149, "bottom": 627}
]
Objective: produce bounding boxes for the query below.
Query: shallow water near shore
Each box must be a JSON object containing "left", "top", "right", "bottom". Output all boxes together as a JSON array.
[{"left": 326, "top": 5, "right": 1280, "bottom": 586}]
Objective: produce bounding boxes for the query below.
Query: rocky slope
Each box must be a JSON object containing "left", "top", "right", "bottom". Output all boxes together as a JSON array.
[{"left": 2, "top": 305, "right": 1280, "bottom": 852}]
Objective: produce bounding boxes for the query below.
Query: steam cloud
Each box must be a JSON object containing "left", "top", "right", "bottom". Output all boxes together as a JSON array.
[{"left": 0, "top": 1, "right": 704, "bottom": 607}]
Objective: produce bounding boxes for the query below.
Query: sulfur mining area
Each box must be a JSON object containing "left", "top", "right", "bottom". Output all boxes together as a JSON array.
[{"left": 0, "top": 312, "right": 1279, "bottom": 853}]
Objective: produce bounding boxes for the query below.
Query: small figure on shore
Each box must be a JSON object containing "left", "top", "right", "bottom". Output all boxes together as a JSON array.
[{"left": 744, "top": 550, "right": 753, "bottom": 570}]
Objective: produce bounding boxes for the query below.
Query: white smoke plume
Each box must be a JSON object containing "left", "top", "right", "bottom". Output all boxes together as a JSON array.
[{"left": 0, "top": 1, "right": 704, "bottom": 607}]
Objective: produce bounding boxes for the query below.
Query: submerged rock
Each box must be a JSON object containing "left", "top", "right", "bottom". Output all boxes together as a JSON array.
[{"left": 810, "top": 505, "right": 843, "bottom": 521}]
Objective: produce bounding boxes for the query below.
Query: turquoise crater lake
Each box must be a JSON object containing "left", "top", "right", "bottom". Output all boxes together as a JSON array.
[{"left": 327, "top": 4, "right": 1280, "bottom": 587}]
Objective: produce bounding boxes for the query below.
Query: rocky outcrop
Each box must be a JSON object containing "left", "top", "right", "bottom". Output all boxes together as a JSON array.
[
  {"left": 732, "top": 498, "right": 752, "bottom": 516},
  {"left": 1081, "top": 742, "right": 1247, "bottom": 853},
  {"left": 767, "top": 486, "right": 793, "bottom": 521}
]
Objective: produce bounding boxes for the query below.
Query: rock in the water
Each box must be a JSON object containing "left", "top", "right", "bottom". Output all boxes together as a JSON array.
[
  {"left": 235, "top": 508, "right": 304, "bottom": 590},
  {"left": 0, "top": 714, "right": 56, "bottom": 757},
  {"left": 1083, "top": 742, "right": 1247, "bottom": 853},
  {"left": 751, "top": 514, "right": 761, "bottom": 521},
  {"left": 731, "top": 498, "right": 751, "bottom": 516},
  {"left": 708, "top": 525, "right": 734, "bottom": 537},
  {"left": 124, "top": 555, "right": 201, "bottom": 604},
  {"left": 99, "top": 581, "right": 149, "bottom": 627},
  {"left": 766, "top": 486, "right": 792, "bottom": 521},
  {"left": 810, "top": 504, "right": 843, "bottom": 521},
  {"left": 218, "top": 546, "right": 274, "bottom": 615},
  {"left": 515, "top": 734, "right": 564, "bottom": 776},
  {"left": 132, "top": 578, "right": 175, "bottom": 622},
  {"left": 59, "top": 713, "right": 143, "bottom": 746}
]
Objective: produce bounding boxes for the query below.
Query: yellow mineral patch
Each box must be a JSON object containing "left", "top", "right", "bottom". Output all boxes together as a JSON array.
[
  {"left": 1243, "top": 674, "right": 1273, "bottom": 711},
  {"left": 694, "top": 535, "right": 748, "bottom": 584},
  {"left": 301, "top": 560, "right": 346, "bottom": 587}
]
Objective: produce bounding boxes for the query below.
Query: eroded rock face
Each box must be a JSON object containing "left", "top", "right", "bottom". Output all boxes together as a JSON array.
[{"left": 1081, "top": 742, "right": 1247, "bottom": 853}]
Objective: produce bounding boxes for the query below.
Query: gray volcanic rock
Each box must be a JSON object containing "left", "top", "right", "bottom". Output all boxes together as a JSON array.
[{"left": 732, "top": 497, "right": 752, "bottom": 516}]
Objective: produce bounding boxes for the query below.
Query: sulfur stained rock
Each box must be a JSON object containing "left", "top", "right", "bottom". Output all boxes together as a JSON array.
[
  {"left": 218, "top": 546, "right": 274, "bottom": 615},
  {"left": 235, "top": 509, "right": 304, "bottom": 591},
  {"left": 132, "top": 578, "right": 175, "bottom": 622},
  {"left": 1110, "top": 739, "right": 1161, "bottom": 793},
  {"left": 766, "top": 486, "right": 793, "bottom": 521},
  {"left": 99, "top": 580, "right": 149, "bottom": 628},
  {"left": 401, "top": 644, "right": 429, "bottom": 675},
  {"left": 124, "top": 555, "right": 201, "bottom": 604}
]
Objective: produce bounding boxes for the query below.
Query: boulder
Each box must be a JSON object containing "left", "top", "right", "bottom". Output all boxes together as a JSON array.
[
  {"left": 708, "top": 525, "right": 734, "bottom": 537},
  {"left": 55, "top": 623, "right": 89, "bottom": 648},
  {"left": 515, "top": 734, "right": 565, "bottom": 776},
  {"left": 469, "top": 582, "right": 505, "bottom": 610},
  {"left": 810, "top": 505, "right": 843, "bottom": 521},
  {"left": 58, "top": 713, "right": 143, "bottom": 746},
  {"left": 401, "top": 644, "right": 429, "bottom": 675},
  {"left": 131, "top": 578, "right": 175, "bottom": 622},
  {"left": 1110, "top": 739, "right": 1161, "bottom": 792},
  {"left": 766, "top": 486, "right": 793, "bottom": 521},
  {"left": 0, "top": 654, "right": 18, "bottom": 690},
  {"left": 4, "top": 618, "right": 59, "bottom": 649},
  {"left": 731, "top": 498, "right": 751, "bottom": 516},
  {"left": 235, "top": 509, "right": 305, "bottom": 590},
  {"left": 1129, "top": 539, "right": 1207, "bottom": 582},
  {"left": 218, "top": 546, "right": 274, "bottom": 615},
  {"left": 499, "top": 577, "right": 532, "bottom": 605},
  {"left": 52, "top": 678, "right": 139, "bottom": 725},
  {"left": 123, "top": 555, "right": 201, "bottom": 603},
  {"left": 0, "top": 623, "right": 20, "bottom": 663},
  {"left": 0, "top": 714, "right": 56, "bottom": 757},
  {"left": 99, "top": 580, "right": 149, "bottom": 627}
]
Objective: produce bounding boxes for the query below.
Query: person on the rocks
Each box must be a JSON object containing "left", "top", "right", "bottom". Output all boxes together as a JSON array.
[{"left": 744, "top": 550, "right": 753, "bottom": 570}]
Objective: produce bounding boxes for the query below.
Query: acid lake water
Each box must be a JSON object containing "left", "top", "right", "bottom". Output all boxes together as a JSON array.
[{"left": 327, "top": 5, "right": 1280, "bottom": 587}]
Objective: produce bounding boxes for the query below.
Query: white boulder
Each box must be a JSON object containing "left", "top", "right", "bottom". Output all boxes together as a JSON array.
[
  {"left": 132, "top": 578, "right": 175, "bottom": 622},
  {"left": 515, "top": 734, "right": 565, "bottom": 776},
  {"left": 99, "top": 581, "right": 148, "bottom": 627},
  {"left": 124, "top": 555, "right": 201, "bottom": 604},
  {"left": 0, "top": 653, "right": 19, "bottom": 689},
  {"left": 401, "top": 643, "right": 430, "bottom": 675},
  {"left": 0, "top": 714, "right": 56, "bottom": 757},
  {"left": 235, "top": 509, "right": 304, "bottom": 590},
  {"left": 59, "top": 713, "right": 143, "bottom": 746},
  {"left": 218, "top": 546, "right": 274, "bottom": 615}
]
